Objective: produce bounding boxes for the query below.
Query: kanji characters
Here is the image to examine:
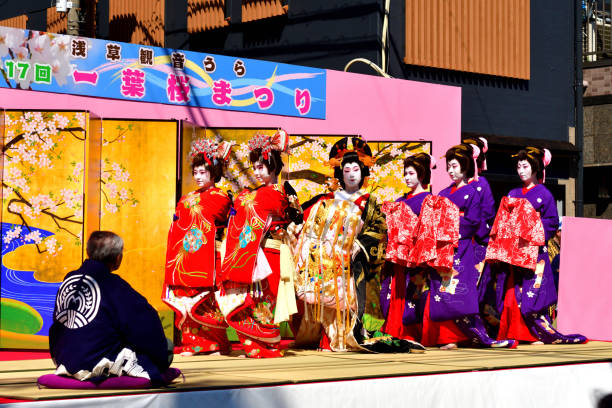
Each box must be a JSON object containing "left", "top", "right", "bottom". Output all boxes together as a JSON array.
[
  {"left": 171, "top": 52, "right": 186, "bottom": 70},
  {"left": 3, "top": 60, "right": 52, "bottom": 84},
  {"left": 34, "top": 63, "right": 52, "bottom": 84},
  {"left": 71, "top": 38, "right": 87, "bottom": 58},
  {"left": 139, "top": 47, "right": 154, "bottom": 66},
  {"left": 106, "top": 43, "right": 121, "bottom": 62},
  {"left": 72, "top": 70, "right": 99, "bottom": 85},
  {"left": 167, "top": 74, "right": 190, "bottom": 102},
  {"left": 120, "top": 68, "right": 146, "bottom": 98}
]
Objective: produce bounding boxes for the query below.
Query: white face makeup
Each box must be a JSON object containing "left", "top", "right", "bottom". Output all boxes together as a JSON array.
[
  {"left": 342, "top": 162, "right": 362, "bottom": 192},
  {"left": 253, "top": 160, "right": 273, "bottom": 186},
  {"left": 404, "top": 166, "right": 421, "bottom": 190},
  {"left": 447, "top": 158, "right": 465, "bottom": 183},
  {"left": 517, "top": 159, "right": 535, "bottom": 184},
  {"left": 193, "top": 165, "right": 213, "bottom": 190}
]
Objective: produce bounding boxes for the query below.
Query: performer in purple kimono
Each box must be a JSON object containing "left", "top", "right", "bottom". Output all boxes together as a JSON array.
[
  {"left": 380, "top": 153, "right": 434, "bottom": 342},
  {"left": 421, "top": 144, "right": 516, "bottom": 349},
  {"left": 461, "top": 137, "right": 500, "bottom": 332},
  {"left": 461, "top": 137, "right": 495, "bottom": 273},
  {"left": 488, "top": 147, "right": 587, "bottom": 344}
]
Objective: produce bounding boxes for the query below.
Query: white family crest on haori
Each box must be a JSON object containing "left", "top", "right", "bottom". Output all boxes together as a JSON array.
[{"left": 55, "top": 274, "right": 102, "bottom": 329}]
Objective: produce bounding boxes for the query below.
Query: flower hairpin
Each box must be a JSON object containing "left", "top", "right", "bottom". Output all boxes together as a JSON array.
[
  {"left": 189, "top": 139, "right": 233, "bottom": 165},
  {"left": 247, "top": 129, "right": 290, "bottom": 160}
]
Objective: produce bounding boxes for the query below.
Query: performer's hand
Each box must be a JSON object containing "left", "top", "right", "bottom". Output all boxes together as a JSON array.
[
  {"left": 351, "top": 241, "right": 361, "bottom": 260},
  {"left": 288, "top": 221, "right": 303, "bottom": 236}
]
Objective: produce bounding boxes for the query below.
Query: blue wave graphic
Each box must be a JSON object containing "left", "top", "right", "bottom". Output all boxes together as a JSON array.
[{"left": 1, "top": 223, "right": 61, "bottom": 336}]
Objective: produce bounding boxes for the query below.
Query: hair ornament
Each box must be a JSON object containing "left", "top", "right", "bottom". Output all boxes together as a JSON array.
[
  {"left": 543, "top": 148, "right": 552, "bottom": 167},
  {"left": 470, "top": 143, "right": 480, "bottom": 181},
  {"left": 479, "top": 137, "right": 488, "bottom": 153},
  {"left": 429, "top": 154, "right": 437, "bottom": 169},
  {"left": 514, "top": 146, "right": 552, "bottom": 183},
  {"left": 189, "top": 139, "right": 233, "bottom": 165},
  {"left": 247, "top": 129, "right": 290, "bottom": 160},
  {"left": 327, "top": 136, "right": 375, "bottom": 168}
]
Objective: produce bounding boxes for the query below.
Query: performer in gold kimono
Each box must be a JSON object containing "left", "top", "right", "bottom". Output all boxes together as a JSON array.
[{"left": 293, "top": 137, "right": 387, "bottom": 351}]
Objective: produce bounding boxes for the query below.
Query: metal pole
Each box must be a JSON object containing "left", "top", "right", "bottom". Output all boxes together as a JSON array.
[{"left": 575, "top": 0, "right": 584, "bottom": 217}]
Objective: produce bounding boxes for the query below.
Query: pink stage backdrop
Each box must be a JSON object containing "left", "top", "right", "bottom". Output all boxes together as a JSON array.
[
  {"left": 0, "top": 69, "right": 460, "bottom": 191},
  {"left": 557, "top": 216, "right": 612, "bottom": 341}
]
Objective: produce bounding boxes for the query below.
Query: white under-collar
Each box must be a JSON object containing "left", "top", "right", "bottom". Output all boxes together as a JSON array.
[{"left": 335, "top": 188, "right": 365, "bottom": 201}]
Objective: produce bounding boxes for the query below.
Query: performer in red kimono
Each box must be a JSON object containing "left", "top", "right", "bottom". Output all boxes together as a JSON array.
[
  {"left": 418, "top": 144, "right": 516, "bottom": 349},
  {"left": 380, "top": 153, "right": 435, "bottom": 343},
  {"left": 484, "top": 147, "right": 587, "bottom": 344},
  {"left": 216, "top": 130, "right": 302, "bottom": 358},
  {"left": 293, "top": 137, "right": 388, "bottom": 351},
  {"left": 163, "top": 139, "right": 233, "bottom": 356}
]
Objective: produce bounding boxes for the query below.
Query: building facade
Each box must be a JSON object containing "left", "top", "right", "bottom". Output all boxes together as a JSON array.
[
  {"left": 582, "top": 0, "right": 612, "bottom": 219},
  {"left": 1, "top": 0, "right": 585, "bottom": 216}
]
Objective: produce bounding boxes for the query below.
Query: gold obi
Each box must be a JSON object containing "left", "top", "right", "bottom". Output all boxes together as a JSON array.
[{"left": 295, "top": 197, "right": 364, "bottom": 314}]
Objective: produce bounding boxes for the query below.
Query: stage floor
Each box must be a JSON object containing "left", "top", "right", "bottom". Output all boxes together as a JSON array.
[{"left": 1, "top": 341, "right": 612, "bottom": 403}]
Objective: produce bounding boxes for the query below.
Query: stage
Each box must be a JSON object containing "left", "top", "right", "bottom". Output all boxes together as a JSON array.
[{"left": 1, "top": 342, "right": 612, "bottom": 407}]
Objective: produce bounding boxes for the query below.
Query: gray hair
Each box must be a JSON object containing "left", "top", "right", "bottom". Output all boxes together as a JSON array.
[{"left": 86, "top": 231, "right": 124, "bottom": 265}]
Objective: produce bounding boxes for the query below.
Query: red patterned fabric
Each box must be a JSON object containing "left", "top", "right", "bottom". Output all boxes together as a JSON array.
[
  {"left": 497, "top": 273, "right": 538, "bottom": 342},
  {"left": 165, "top": 187, "right": 231, "bottom": 287},
  {"left": 220, "top": 184, "right": 288, "bottom": 284},
  {"left": 382, "top": 201, "right": 418, "bottom": 266},
  {"left": 409, "top": 195, "right": 459, "bottom": 271},
  {"left": 485, "top": 197, "right": 545, "bottom": 271},
  {"left": 380, "top": 266, "right": 420, "bottom": 341}
]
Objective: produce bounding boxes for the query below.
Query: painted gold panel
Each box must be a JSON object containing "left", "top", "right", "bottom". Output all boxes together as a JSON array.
[
  {"left": 99, "top": 119, "right": 177, "bottom": 311},
  {"left": 1, "top": 111, "right": 88, "bottom": 349}
]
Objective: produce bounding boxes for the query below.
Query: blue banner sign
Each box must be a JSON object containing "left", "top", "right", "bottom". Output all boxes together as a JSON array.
[{"left": 0, "top": 26, "right": 326, "bottom": 119}]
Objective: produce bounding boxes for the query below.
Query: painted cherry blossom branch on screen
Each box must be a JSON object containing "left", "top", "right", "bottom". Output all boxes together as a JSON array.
[
  {"left": 99, "top": 124, "right": 139, "bottom": 215},
  {"left": 286, "top": 136, "right": 430, "bottom": 203},
  {"left": 200, "top": 134, "right": 429, "bottom": 204},
  {"left": 1, "top": 112, "right": 139, "bottom": 255},
  {"left": 2, "top": 112, "right": 86, "bottom": 253}
]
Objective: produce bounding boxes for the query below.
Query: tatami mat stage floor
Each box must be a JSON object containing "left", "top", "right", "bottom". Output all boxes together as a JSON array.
[{"left": 1, "top": 341, "right": 612, "bottom": 402}]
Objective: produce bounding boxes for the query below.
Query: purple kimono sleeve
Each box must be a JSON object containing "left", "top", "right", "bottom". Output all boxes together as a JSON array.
[
  {"left": 475, "top": 179, "right": 496, "bottom": 242},
  {"left": 538, "top": 190, "right": 559, "bottom": 241},
  {"left": 459, "top": 190, "right": 480, "bottom": 239}
]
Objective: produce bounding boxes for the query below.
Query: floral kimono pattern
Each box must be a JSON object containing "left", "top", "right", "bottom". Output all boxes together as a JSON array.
[
  {"left": 417, "top": 184, "right": 514, "bottom": 348},
  {"left": 380, "top": 192, "right": 430, "bottom": 341},
  {"left": 485, "top": 184, "right": 586, "bottom": 344},
  {"left": 163, "top": 187, "right": 231, "bottom": 354},
  {"left": 217, "top": 182, "right": 299, "bottom": 357},
  {"left": 485, "top": 196, "right": 545, "bottom": 271},
  {"left": 409, "top": 194, "right": 459, "bottom": 271},
  {"left": 382, "top": 200, "right": 419, "bottom": 267}
]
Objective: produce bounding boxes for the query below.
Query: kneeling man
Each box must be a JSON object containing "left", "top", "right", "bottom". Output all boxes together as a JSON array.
[{"left": 49, "top": 231, "right": 171, "bottom": 385}]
